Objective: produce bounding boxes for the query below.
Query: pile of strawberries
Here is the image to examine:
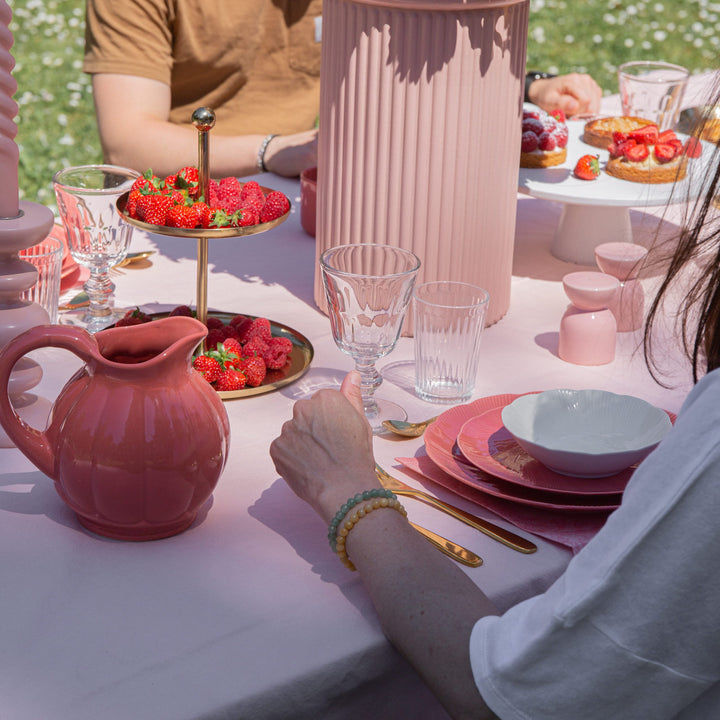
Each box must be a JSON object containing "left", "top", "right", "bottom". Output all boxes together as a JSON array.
[
  {"left": 607, "top": 125, "right": 702, "bottom": 163},
  {"left": 521, "top": 108, "right": 569, "bottom": 153},
  {"left": 116, "top": 306, "right": 293, "bottom": 392},
  {"left": 124, "top": 166, "right": 290, "bottom": 229}
]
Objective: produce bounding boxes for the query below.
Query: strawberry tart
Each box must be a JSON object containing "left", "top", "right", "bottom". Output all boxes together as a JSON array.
[
  {"left": 605, "top": 124, "right": 697, "bottom": 184},
  {"left": 520, "top": 108, "right": 568, "bottom": 168},
  {"left": 582, "top": 116, "right": 654, "bottom": 149}
]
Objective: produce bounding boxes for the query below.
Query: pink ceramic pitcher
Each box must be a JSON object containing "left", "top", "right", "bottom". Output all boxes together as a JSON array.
[{"left": 0, "top": 317, "right": 230, "bottom": 540}]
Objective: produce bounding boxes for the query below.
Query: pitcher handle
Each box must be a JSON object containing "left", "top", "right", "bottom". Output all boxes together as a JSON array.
[{"left": 0, "top": 324, "right": 100, "bottom": 478}]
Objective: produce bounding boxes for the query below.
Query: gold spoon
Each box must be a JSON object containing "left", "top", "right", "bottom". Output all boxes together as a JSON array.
[
  {"left": 113, "top": 250, "right": 155, "bottom": 268},
  {"left": 382, "top": 416, "right": 438, "bottom": 438}
]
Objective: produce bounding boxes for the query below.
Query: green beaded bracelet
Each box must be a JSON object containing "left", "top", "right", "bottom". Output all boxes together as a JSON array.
[{"left": 328, "top": 489, "right": 396, "bottom": 552}]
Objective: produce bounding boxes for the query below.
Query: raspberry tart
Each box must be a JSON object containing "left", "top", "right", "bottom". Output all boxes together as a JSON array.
[
  {"left": 520, "top": 108, "right": 568, "bottom": 168},
  {"left": 583, "top": 116, "right": 655, "bottom": 149},
  {"left": 605, "top": 125, "right": 694, "bottom": 184}
]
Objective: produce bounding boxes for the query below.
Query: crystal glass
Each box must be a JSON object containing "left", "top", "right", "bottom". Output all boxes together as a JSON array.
[
  {"left": 53, "top": 164, "right": 139, "bottom": 333},
  {"left": 320, "top": 243, "right": 420, "bottom": 433}
]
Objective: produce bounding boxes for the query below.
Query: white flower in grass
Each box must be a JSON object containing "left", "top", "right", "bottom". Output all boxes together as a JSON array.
[
  {"left": 624, "top": 38, "right": 635, "bottom": 47},
  {"left": 592, "top": 34, "right": 603, "bottom": 44},
  {"left": 654, "top": 30, "right": 667, "bottom": 41},
  {"left": 564, "top": 35, "right": 574, "bottom": 43},
  {"left": 642, "top": 40, "right": 652, "bottom": 49},
  {"left": 531, "top": 26, "right": 546, "bottom": 43},
  {"left": 58, "top": 134, "right": 74, "bottom": 147}
]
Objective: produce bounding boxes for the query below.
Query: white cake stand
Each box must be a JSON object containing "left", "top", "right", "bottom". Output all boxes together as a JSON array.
[{"left": 518, "top": 119, "right": 710, "bottom": 265}]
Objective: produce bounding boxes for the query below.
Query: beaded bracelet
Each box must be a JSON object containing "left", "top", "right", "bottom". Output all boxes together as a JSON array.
[{"left": 328, "top": 490, "right": 407, "bottom": 571}]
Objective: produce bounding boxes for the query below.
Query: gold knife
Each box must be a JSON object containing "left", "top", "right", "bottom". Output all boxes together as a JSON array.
[
  {"left": 376, "top": 464, "right": 537, "bottom": 554},
  {"left": 410, "top": 521, "right": 482, "bottom": 567}
]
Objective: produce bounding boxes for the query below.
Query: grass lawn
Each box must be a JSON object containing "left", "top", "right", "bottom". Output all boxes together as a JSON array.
[{"left": 6, "top": 0, "right": 720, "bottom": 207}]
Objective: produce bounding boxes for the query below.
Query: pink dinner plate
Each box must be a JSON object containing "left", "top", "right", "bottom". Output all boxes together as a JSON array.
[
  {"left": 457, "top": 405, "right": 633, "bottom": 495},
  {"left": 423, "top": 393, "right": 622, "bottom": 512}
]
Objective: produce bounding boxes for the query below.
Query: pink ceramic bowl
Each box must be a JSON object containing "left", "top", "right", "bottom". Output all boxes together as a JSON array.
[
  {"left": 300, "top": 166, "right": 317, "bottom": 237},
  {"left": 594, "top": 242, "right": 648, "bottom": 281},
  {"left": 563, "top": 271, "right": 619, "bottom": 311}
]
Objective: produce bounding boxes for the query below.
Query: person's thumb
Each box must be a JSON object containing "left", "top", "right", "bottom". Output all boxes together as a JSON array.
[{"left": 340, "top": 371, "right": 366, "bottom": 417}]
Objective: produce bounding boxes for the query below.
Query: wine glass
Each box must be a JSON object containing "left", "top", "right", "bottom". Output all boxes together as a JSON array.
[
  {"left": 320, "top": 243, "right": 421, "bottom": 434},
  {"left": 53, "top": 164, "right": 140, "bottom": 333}
]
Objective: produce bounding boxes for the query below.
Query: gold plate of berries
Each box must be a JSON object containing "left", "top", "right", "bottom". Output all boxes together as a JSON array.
[
  {"left": 115, "top": 306, "right": 314, "bottom": 399},
  {"left": 116, "top": 167, "right": 291, "bottom": 237}
]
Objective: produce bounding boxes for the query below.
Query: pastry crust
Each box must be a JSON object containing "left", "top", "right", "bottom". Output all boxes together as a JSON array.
[
  {"left": 520, "top": 147, "right": 567, "bottom": 168},
  {"left": 605, "top": 153, "right": 687, "bottom": 183},
  {"left": 583, "top": 116, "right": 654, "bottom": 149}
]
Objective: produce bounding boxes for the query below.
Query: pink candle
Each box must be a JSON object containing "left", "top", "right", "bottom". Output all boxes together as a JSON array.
[{"left": 0, "top": 0, "right": 19, "bottom": 219}]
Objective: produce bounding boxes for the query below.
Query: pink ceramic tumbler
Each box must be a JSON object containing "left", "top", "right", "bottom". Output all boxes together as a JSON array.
[
  {"left": 314, "top": 0, "right": 529, "bottom": 330},
  {"left": 594, "top": 242, "right": 648, "bottom": 333},
  {"left": 559, "top": 271, "right": 619, "bottom": 366}
]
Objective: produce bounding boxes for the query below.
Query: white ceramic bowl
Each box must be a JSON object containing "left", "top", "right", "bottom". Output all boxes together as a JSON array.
[{"left": 501, "top": 389, "right": 672, "bottom": 478}]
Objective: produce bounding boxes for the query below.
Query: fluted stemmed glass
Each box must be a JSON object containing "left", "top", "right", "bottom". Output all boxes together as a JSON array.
[
  {"left": 53, "top": 164, "right": 139, "bottom": 333},
  {"left": 320, "top": 243, "right": 421, "bottom": 434}
]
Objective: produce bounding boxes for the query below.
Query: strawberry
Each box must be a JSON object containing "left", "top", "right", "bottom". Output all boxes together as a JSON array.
[
  {"left": 177, "top": 166, "right": 200, "bottom": 197},
  {"left": 549, "top": 109, "right": 566, "bottom": 123},
  {"left": 612, "top": 131, "right": 629, "bottom": 144},
  {"left": 162, "top": 174, "right": 178, "bottom": 193},
  {"left": 625, "top": 143, "right": 649, "bottom": 162},
  {"left": 131, "top": 169, "right": 162, "bottom": 193},
  {"left": 536, "top": 131, "right": 557, "bottom": 152},
  {"left": 628, "top": 124, "right": 659, "bottom": 145},
  {"left": 115, "top": 307, "right": 152, "bottom": 326},
  {"left": 666, "top": 138, "right": 684, "bottom": 157},
  {"left": 137, "top": 194, "right": 172, "bottom": 225},
  {"left": 684, "top": 136, "right": 703, "bottom": 158},
  {"left": 521, "top": 131, "right": 539, "bottom": 153},
  {"left": 239, "top": 355, "right": 267, "bottom": 387},
  {"left": 216, "top": 368, "right": 247, "bottom": 392},
  {"left": 657, "top": 129, "right": 678, "bottom": 144},
  {"left": 193, "top": 354, "right": 223, "bottom": 383},
  {"left": 240, "top": 317, "right": 272, "bottom": 344},
  {"left": 573, "top": 154, "right": 600, "bottom": 181},
  {"left": 239, "top": 209, "right": 259, "bottom": 227},
  {"left": 126, "top": 189, "right": 144, "bottom": 218},
  {"left": 222, "top": 337, "right": 243, "bottom": 360},
  {"left": 167, "top": 204, "right": 199, "bottom": 229},
  {"left": 259, "top": 191, "right": 291, "bottom": 222},
  {"left": 192, "top": 201, "right": 214, "bottom": 228},
  {"left": 654, "top": 143, "right": 677, "bottom": 163}
]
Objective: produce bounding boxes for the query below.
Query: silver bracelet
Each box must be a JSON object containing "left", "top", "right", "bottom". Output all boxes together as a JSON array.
[{"left": 256, "top": 134, "right": 278, "bottom": 173}]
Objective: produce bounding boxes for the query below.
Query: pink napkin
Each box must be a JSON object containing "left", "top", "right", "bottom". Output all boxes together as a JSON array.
[{"left": 395, "top": 452, "right": 611, "bottom": 554}]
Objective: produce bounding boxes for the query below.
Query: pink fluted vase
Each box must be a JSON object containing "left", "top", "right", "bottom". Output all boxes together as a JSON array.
[{"left": 314, "top": 0, "right": 530, "bottom": 331}]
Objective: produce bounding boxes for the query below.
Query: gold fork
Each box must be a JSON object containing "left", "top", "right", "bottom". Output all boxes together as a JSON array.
[{"left": 375, "top": 464, "right": 537, "bottom": 554}]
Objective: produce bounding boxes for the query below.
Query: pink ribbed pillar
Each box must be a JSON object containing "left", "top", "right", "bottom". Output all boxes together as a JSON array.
[{"left": 315, "top": 0, "right": 529, "bottom": 329}]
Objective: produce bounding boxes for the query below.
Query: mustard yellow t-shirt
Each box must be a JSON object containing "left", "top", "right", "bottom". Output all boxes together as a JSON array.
[{"left": 83, "top": 0, "right": 322, "bottom": 136}]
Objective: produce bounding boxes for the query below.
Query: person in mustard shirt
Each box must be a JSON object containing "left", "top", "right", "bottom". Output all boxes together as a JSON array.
[
  {"left": 84, "top": 0, "right": 601, "bottom": 179},
  {"left": 84, "top": 0, "right": 322, "bottom": 178}
]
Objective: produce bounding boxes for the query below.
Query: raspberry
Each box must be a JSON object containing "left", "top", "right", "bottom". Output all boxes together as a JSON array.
[
  {"left": 205, "top": 328, "right": 225, "bottom": 350},
  {"left": 521, "top": 131, "right": 539, "bottom": 153},
  {"left": 169, "top": 305, "right": 194, "bottom": 317},
  {"left": 553, "top": 124, "right": 569, "bottom": 149},
  {"left": 222, "top": 324, "right": 240, "bottom": 341},
  {"left": 269, "top": 336, "right": 293, "bottom": 355},
  {"left": 206, "top": 316, "right": 225, "bottom": 330},
  {"left": 522, "top": 118, "right": 545, "bottom": 136},
  {"left": 259, "top": 191, "right": 290, "bottom": 223},
  {"left": 240, "top": 317, "right": 272, "bottom": 344},
  {"left": 115, "top": 307, "right": 152, "bottom": 326},
  {"left": 243, "top": 335, "right": 270, "bottom": 361},
  {"left": 537, "top": 132, "right": 557, "bottom": 152}
]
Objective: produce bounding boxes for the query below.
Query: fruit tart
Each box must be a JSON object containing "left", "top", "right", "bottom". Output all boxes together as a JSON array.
[
  {"left": 582, "top": 116, "right": 655, "bottom": 149},
  {"left": 520, "top": 108, "right": 568, "bottom": 168},
  {"left": 604, "top": 124, "right": 697, "bottom": 184}
]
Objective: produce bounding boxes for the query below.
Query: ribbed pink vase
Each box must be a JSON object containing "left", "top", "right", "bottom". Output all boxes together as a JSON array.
[{"left": 315, "top": 0, "right": 529, "bottom": 329}]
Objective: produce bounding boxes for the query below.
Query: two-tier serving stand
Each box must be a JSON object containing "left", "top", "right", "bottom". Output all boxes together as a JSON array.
[{"left": 116, "top": 108, "right": 313, "bottom": 398}]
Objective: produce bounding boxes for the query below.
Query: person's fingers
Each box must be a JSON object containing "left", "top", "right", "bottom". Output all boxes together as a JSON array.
[{"left": 340, "top": 370, "right": 365, "bottom": 417}]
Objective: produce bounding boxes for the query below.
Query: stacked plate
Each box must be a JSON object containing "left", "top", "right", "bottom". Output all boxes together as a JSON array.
[{"left": 422, "top": 392, "right": 674, "bottom": 513}]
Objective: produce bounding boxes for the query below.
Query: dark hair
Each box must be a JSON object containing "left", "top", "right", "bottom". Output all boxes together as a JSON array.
[{"left": 644, "top": 95, "right": 720, "bottom": 384}]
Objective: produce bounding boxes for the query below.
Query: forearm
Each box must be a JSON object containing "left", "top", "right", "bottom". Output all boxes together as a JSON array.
[
  {"left": 345, "top": 507, "right": 500, "bottom": 720},
  {"left": 98, "top": 116, "right": 264, "bottom": 178}
]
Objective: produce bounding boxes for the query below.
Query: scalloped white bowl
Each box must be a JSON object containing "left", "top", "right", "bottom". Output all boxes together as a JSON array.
[{"left": 501, "top": 389, "right": 672, "bottom": 478}]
